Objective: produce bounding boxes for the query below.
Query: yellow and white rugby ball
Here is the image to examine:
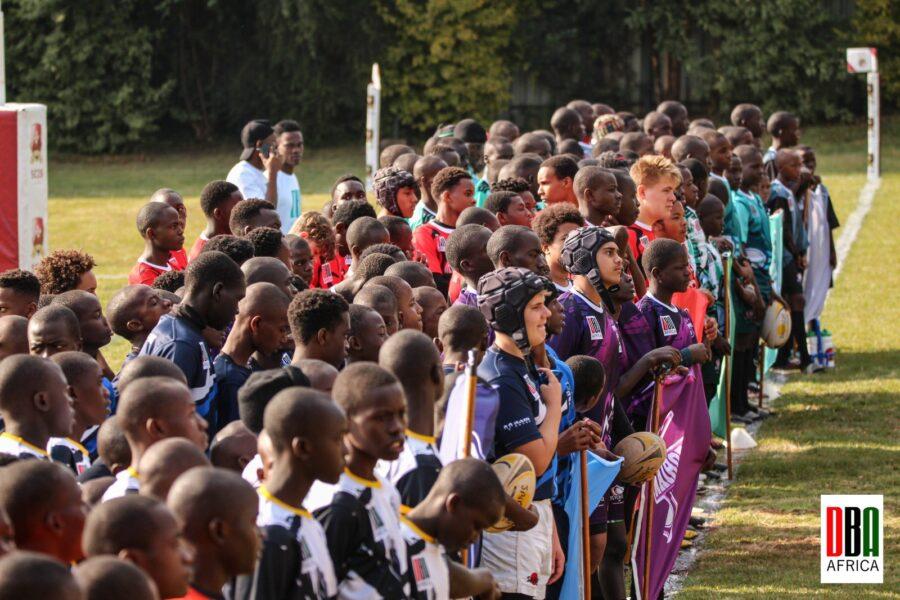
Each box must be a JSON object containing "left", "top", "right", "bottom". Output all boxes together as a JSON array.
[{"left": 487, "top": 453, "right": 536, "bottom": 533}]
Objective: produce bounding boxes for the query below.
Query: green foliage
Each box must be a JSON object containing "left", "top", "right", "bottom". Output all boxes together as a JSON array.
[
  {"left": 851, "top": 0, "right": 900, "bottom": 110},
  {"left": 5, "top": 0, "right": 174, "bottom": 153},
  {"left": 377, "top": 0, "right": 517, "bottom": 134}
]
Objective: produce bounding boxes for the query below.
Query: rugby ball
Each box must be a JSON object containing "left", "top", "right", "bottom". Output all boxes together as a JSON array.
[
  {"left": 761, "top": 299, "right": 792, "bottom": 349},
  {"left": 612, "top": 432, "right": 667, "bottom": 484},
  {"left": 487, "top": 453, "right": 536, "bottom": 533}
]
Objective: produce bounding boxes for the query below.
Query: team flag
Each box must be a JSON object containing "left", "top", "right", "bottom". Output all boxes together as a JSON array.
[
  {"left": 708, "top": 253, "right": 735, "bottom": 439},
  {"left": 559, "top": 451, "right": 622, "bottom": 599},
  {"left": 437, "top": 372, "right": 499, "bottom": 463},
  {"left": 631, "top": 366, "right": 711, "bottom": 600},
  {"left": 764, "top": 212, "right": 784, "bottom": 373}
]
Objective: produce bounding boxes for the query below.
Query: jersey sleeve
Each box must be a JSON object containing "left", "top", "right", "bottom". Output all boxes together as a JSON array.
[
  {"left": 412, "top": 226, "right": 442, "bottom": 274},
  {"left": 153, "top": 339, "right": 200, "bottom": 388},
  {"left": 492, "top": 376, "right": 542, "bottom": 455},
  {"left": 230, "top": 525, "right": 301, "bottom": 600}
]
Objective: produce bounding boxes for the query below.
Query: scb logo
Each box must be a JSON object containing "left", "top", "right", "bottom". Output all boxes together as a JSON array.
[{"left": 821, "top": 495, "right": 883, "bottom": 584}]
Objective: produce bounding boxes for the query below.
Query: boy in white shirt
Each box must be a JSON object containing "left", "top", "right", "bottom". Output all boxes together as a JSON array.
[{"left": 226, "top": 119, "right": 281, "bottom": 209}]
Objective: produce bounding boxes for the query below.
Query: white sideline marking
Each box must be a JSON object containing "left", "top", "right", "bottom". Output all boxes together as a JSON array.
[{"left": 832, "top": 177, "right": 881, "bottom": 281}]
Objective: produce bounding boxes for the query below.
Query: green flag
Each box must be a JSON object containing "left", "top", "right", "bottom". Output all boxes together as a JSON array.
[
  {"left": 709, "top": 253, "right": 735, "bottom": 439},
  {"left": 763, "top": 211, "right": 784, "bottom": 374}
]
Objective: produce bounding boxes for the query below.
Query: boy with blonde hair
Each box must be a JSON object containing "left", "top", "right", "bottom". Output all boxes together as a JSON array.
[{"left": 627, "top": 155, "right": 682, "bottom": 275}]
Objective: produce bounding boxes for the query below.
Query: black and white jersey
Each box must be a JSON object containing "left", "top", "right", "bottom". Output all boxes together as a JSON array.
[
  {"left": 307, "top": 470, "right": 409, "bottom": 600},
  {"left": 0, "top": 432, "right": 49, "bottom": 460},
  {"left": 376, "top": 430, "right": 443, "bottom": 513},
  {"left": 402, "top": 516, "right": 450, "bottom": 600},
  {"left": 101, "top": 467, "right": 140, "bottom": 502},
  {"left": 48, "top": 437, "right": 92, "bottom": 476},
  {"left": 230, "top": 486, "right": 338, "bottom": 600}
]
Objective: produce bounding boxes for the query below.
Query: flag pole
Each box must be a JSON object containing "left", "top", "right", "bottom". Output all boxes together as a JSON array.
[
  {"left": 580, "top": 449, "right": 591, "bottom": 599},
  {"left": 642, "top": 372, "right": 665, "bottom": 600},
  {"left": 724, "top": 256, "right": 734, "bottom": 480},
  {"left": 460, "top": 350, "right": 478, "bottom": 567},
  {"left": 757, "top": 342, "right": 765, "bottom": 409}
]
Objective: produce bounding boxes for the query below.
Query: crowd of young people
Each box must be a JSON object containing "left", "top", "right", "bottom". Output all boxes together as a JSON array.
[{"left": 0, "top": 99, "right": 838, "bottom": 600}]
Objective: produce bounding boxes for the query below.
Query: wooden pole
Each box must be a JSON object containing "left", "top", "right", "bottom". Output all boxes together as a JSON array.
[
  {"left": 642, "top": 374, "right": 665, "bottom": 600},
  {"left": 460, "top": 350, "right": 478, "bottom": 567},
  {"left": 758, "top": 342, "right": 765, "bottom": 408},
  {"left": 724, "top": 254, "right": 734, "bottom": 481},
  {"left": 580, "top": 449, "right": 591, "bottom": 599}
]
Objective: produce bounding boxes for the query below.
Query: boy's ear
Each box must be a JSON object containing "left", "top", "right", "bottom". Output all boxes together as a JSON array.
[
  {"left": 32, "top": 390, "right": 49, "bottom": 412},
  {"left": 497, "top": 213, "right": 509, "bottom": 226},
  {"left": 635, "top": 184, "right": 645, "bottom": 200},
  {"left": 291, "top": 435, "right": 310, "bottom": 460},
  {"left": 315, "top": 327, "right": 329, "bottom": 347},
  {"left": 248, "top": 315, "right": 262, "bottom": 335},
  {"left": 347, "top": 334, "right": 361, "bottom": 352},
  {"left": 119, "top": 548, "right": 149, "bottom": 571},
  {"left": 146, "top": 416, "right": 166, "bottom": 440},
  {"left": 433, "top": 338, "right": 443, "bottom": 354},
  {"left": 67, "top": 385, "right": 78, "bottom": 402},
  {"left": 211, "top": 281, "right": 225, "bottom": 300},
  {"left": 444, "top": 491, "right": 462, "bottom": 515},
  {"left": 25, "top": 302, "right": 37, "bottom": 319},
  {"left": 208, "top": 517, "right": 228, "bottom": 546},
  {"left": 126, "top": 318, "right": 144, "bottom": 334},
  {"left": 497, "top": 250, "right": 510, "bottom": 268},
  {"left": 335, "top": 222, "right": 347, "bottom": 236}
]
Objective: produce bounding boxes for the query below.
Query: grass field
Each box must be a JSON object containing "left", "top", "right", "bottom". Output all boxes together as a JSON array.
[{"left": 46, "top": 120, "right": 899, "bottom": 597}]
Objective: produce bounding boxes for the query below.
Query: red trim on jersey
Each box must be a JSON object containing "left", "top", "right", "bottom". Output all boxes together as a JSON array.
[{"left": 412, "top": 221, "right": 453, "bottom": 276}]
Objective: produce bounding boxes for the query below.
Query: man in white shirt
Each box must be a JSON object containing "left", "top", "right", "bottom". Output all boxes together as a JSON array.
[
  {"left": 226, "top": 119, "right": 282, "bottom": 210},
  {"left": 273, "top": 120, "right": 304, "bottom": 234}
]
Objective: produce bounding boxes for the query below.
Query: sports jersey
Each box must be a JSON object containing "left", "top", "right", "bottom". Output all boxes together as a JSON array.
[
  {"left": 769, "top": 179, "right": 808, "bottom": 263},
  {"left": 474, "top": 177, "right": 491, "bottom": 209},
  {"left": 401, "top": 516, "right": 450, "bottom": 600},
  {"left": 101, "top": 467, "right": 140, "bottom": 502},
  {"left": 171, "top": 248, "right": 189, "bottom": 271},
  {"left": 48, "top": 437, "right": 91, "bottom": 476},
  {"left": 375, "top": 430, "right": 443, "bottom": 514},
  {"left": 547, "top": 345, "right": 576, "bottom": 509},
  {"left": 547, "top": 290, "right": 624, "bottom": 450},
  {"left": 626, "top": 221, "right": 654, "bottom": 277},
  {"left": 231, "top": 486, "right": 338, "bottom": 600},
  {"left": 447, "top": 271, "right": 464, "bottom": 304},
  {"left": 276, "top": 171, "right": 302, "bottom": 234},
  {"left": 437, "top": 369, "right": 499, "bottom": 463},
  {"left": 409, "top": 201, "right": 437, "bottom": 231},
  {"left": 175, "top": 586, "right": 222, "bottom": 600},
  {"left": 308, "top": 470, "right": 409, "bottom": 599},
  {"left": 710, "top": 173, "right": 740, "bottom": 250},
  {"left": 310, "top": 255, "right": 346, "bottom": 290},
  {"left": 478, "top": 347, "right": 556, "bottom": 502},
  {"left": 139, "top": 307, "right": 217, "bottom": 421},
  {"left": 683, "top": 205, "right": 708, "bottom": 282},
  {"left": 412, "top": 221, "right": 453, "bottom": 277},
  {"left": 212, "top": 353, "right": 251, "bottom": 434},
  {"left": 0, "top": 432, "right": 49, "bottom": 460},
  {"left": 733, "top": 188, "right": 773, "bottom": 295},
  {"left": 188, "top": 234, "right": 209, "bottom": 262},
  {"left": 127, "top": 254, "right": 183, "bottom": 286}
]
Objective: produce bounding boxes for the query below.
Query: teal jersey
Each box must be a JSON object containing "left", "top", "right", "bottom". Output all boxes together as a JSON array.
[
  {"left": 408, "top": 201, "right": 436, "bottom": 231},
  {"left": 711, "top": 173, "right": 741, "bottom": 253},
  {"left": 733, "top": 188, "right": 773, "bottom": 296},
  {"left": 469, "top": 166, "right": 490, "bottom": 207}
]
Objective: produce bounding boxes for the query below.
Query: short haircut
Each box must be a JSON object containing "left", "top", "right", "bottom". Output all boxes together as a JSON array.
[
  {"left": 151, "top": 269, "right": 184, "bottom": 293},
  {"left": 0, "top": 551, "right": 79, "bottom": 598},
  {"left": 115, "top": 355, "right": 187, "bottom": 395},
  {"left": 274, "top": 119, "right": 302, "bottom": 136},
  {"left": 431, "top": 166, "right": 471, "bottom": 200},
  {"left": 486, "top": 225, "right": 535, "bottom": 266},
  {"left": 238, "top": 367, "right": 309, "bottom": 434},
  {"left": 438, "top": 304, "right": 487, "bottom": 351},
  {"left": 680, "top": 158, "right": 709, "bottom": 184},
  {"left": 429, "top": 457, "right": 504, "bottom": 510},
  {"left": 670, "top": 135, "right": 709, "bottom": 163},
  {"left": 531, "top": 203, "right": 585, "bottom": 246},
  {"left": 767, "top": 111, "right": 797, "bottom": 135},
  {"left": 349, "top": 304, "right": 379, "bottom": 335},
  {"left": 34, "top": 249, "right": 96, "bottom": 295},
  {"left": 288, "top": 289, "right": 349, "bottom": 344},
  {"left": 29, "top": 304, "right": 81, "bottom": 339},
  {"left": 490, "top": 177, "right": 529, "bottom": 194},
  {"left": 116, "top": 376, "right": 191, "bottom": 436},
  {"left": 353, "top": 253, "right": 396, "bottom": 283},
  {"left": 456, "top": 206, "right": 499, "bottom": 228},
  {"left": 454, "top": 118, "right": 487, "bottom": 143},
  {"left": 595, "top": 150, "right": 630, "bottom": 170},
  {"left": 642, "top": 238, "right": 686, "bottom": 275},
  {"left": 332, "top": 362, "right": 398, "bottom": 415},
  {"left": 353, "top": 284, "right": 397, "bottom": 316},
  {"left": 135, "top": 201, "right": 175, "bottom": 237},
  {"left": 98, "top": 416, "right": 131, "bottom": 472},
  {"left": 364, "top": 275, "right": 409, "bottom": 300},
  {"left": 384, "top": 261, "right": 435, "bottom": 288},
  {"left": 264, "top": 387, "right": 338, "bottom": 452},
  {"left": 550, "top": 107, "right": 582, "bottom": 134},
  {"left": 50, "top": 350, "right": 98, "bottom": 385},
  {"left": 184, "top": 251, "right": 244, "bottom": 293},
  {"left": 573, "top": 166, "right": 615, "bottom": 201},
  {"left": 82, "top": 495, "right": 168, "bottom": 555},
  {"left": 332, "top": 199, "right": 376, "bottom": 227},
  {"left": 199, "top": 180, "right": 239, "bottom": 217},
  {"left": 697, "top": 194, "right": 725, "bottom": 218},
  {"left": 730, "top": 103, "right": 761, "bottom": 127},
  {"left": 0, "top": 269, "right": 40, "bottom": 301},
  {"left": 540, "top": 155, "right": 579, "bottom": 182},
  {"left": 619, "top": 132, "right": 650, "bottom": 153},
  {"left": 378, "top": 215, "right": 411, "bottom": 240},
  {"left": 0, "top": 460, "right": 71, "bottom": 538},
  {"left": 245, "top": 226, "right": 284, "bottom": 258},
  {"left": 379, "top": 329, "right": 441, "bottom": 394},
  {"left": 359, "top": 243, "right": 403, "bottom": 262},
  {"left": 201, "top": 234, "right": 255, "bottom": 265},
  {"left": 137, "top": 438, "right": 210, "bottom": 499},
  {"left": 629, "top": 154, "right": 682, "bottom": 188},
  {"left": 484, "top": 190, "right": 519, "bottom": 215},
  {"left": 445, "top": 224, "right": 491, "bottom": 272},
  {"left": 229, "top": 199, "right": 275, "bottom": 235},
  {"left": 380, "top": 144, "right": 415, "bottom": 169},
  {"left": 0, "top": 355, "right": 63, "bottom": 419},
  {"left": 73, "top": 555, "right": 158, "bottom": 600},
  {"left": 566, "top": 355, "right": 606, "bottom": 411},
  {"left": 347, "top": 216, "right": 389, "bottom": 252},
  {"left": 330, "top": 174, "right": 364, "bottom": 200}
]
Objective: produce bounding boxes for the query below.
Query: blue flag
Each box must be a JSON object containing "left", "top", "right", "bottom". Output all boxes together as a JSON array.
[{"left": 560, "top": 451, "right": 622, "bottom": 598}]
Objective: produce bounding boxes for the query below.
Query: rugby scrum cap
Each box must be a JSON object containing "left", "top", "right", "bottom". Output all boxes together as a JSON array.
[
  {"left": 477, "top": 267, "right": 553, "bottom": 352},
  {"left": 373, "top": 166, "right": 419, "bottom": 216},
  {"left": 561, "top": 226, "right": 620, "bottom": 309}
]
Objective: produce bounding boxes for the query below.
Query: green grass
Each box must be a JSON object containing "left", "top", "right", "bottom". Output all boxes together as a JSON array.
[{"left": 677, "top": 134, "right": 900, "bottom": 596}]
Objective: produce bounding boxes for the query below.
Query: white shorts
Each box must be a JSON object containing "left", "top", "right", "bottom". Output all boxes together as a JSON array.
[{"left": 481, "top": 499, "right": 553, "bottom": 599}]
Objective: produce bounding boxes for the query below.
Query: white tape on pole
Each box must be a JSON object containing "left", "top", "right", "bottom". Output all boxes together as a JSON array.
[
  {"left": 847, "top": 47, "right": 879, "bottom": 181},
  {"left": 365, "top": 63, "right": 381, "bottom": 191}
]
